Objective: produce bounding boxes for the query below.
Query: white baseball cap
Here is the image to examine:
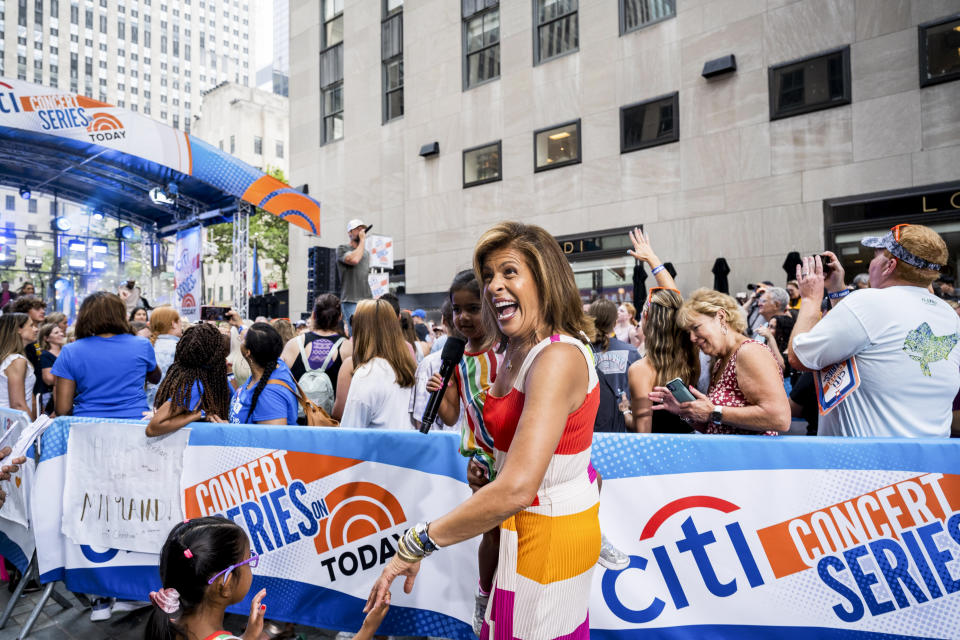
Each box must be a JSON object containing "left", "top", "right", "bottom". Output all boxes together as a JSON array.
[{"left": 346, "top": 218, "right": 367, "bottom": 233}]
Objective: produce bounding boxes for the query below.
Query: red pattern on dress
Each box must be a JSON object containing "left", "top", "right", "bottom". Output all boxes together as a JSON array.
[{"left": 706, "top": 339, "right": 780, "bottom": 436}]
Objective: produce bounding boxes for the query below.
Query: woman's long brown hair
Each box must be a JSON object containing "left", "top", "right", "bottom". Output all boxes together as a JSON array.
[
  {"left": 644, "top": 289, "right": 700, "bottom": 388},
  {"left": 351, "top": 299, "right": 416, "bottom": 388}
]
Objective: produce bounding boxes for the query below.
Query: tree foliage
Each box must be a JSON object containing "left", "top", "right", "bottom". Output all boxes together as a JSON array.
[{"left": 205, "top": 166, "right": 290, "bottom": 289}]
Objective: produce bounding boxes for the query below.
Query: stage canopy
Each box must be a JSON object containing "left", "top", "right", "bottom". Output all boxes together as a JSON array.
[{"left": 0, "top": 78, "right": 320, "bottom": 237}]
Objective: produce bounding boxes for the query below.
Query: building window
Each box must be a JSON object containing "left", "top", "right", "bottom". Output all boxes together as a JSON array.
[
  {"left": 463, "top": 1, "right": 499, "bottom": 89},
  {"left": 320, "top": 0, "right": 344, "bottom": 144},
  {"left": 28, "top": 199, "right": 37, "bottom": 213},
  {"left": 254, "top": 136, "right": 262, "bottom": 155},
  {"left": 324, "top": 0, "right": 343, "bottom": 48},
  {"left": 534, "top": 119, "right": 581, "bottom": 172},
  {"left": 219, "top": 140, "right": 224, "bottom": 150},
  {"left": 463, "top": 141, "right": 502, "bottom": 188},
  {"left": 230, "top": 135, "right": 235, "bottom": 153},
  {"left": 382, "top": 1, "right": 403, "bottom": 122},
  {"left": 919, "top": 15, "right": 960, "bottom": 87},
  {"left": 620, "top": 92, "right": 679, "bottom": 153},
  {"left": 769, "top": 46, "right": 850, "bottom": 121},
  {"left": 620, "top": 0, "right": 674, "bottom": 35},
  {"left": 534, "top": 0, "right": 578, "bottom": 65},
  {"left": 4, "top": 196, "right": 15, "bottom": 210},
  {"left": 275, "top": 140, "right": 284, "bottom": 158}
]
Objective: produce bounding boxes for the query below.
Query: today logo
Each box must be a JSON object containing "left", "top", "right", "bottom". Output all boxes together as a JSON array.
[
  {"left": 86, "top": 112, "right": 126, "bottom": 142},
  {"left": 184, "top": 450, "right": 408, "bottom": 584}
]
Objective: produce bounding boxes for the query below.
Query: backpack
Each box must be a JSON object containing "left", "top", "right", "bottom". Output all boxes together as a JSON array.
[
  {"left": 296, "top": 335, "right": 343, "bottom": 415},
  {"left": 267, "top": 379, "right": 339, "bottom": 427},
  {"left": 593, "top": 364, "right": 627, "bottom": 433}
]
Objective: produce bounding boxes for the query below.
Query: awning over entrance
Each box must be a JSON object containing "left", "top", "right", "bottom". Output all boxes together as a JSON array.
[{"left": 0, "top": 78, "right": 320, "bottom": 236}]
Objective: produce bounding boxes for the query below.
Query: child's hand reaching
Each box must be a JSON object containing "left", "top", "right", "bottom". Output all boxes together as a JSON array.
[
  {"left": 240, "top": 588, "right": 267, "bottom": 640},
  {"left": 356, "top": 595, "right": 390, "bottom": 640}
]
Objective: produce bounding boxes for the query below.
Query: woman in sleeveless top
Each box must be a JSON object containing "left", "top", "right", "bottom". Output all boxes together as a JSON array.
[
  {"left": 367, "top": 222, "right": 600, "bottom": 640},
  {"left": 649, "top": 288, "right": 791, "bottom": 434},
  {"left": 0, "top": 313, "right": 38, "bottom": 418},
  {"left": 281, "top": 293, "right": 352, "bottom": 395}
]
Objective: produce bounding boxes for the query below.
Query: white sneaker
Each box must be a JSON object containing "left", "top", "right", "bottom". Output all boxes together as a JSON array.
[
  {"left": 597, "top": 533, "right": 630, "bottom": 570},
  {"left": 472, "top": 589, "right": 489, "bottom": 637},
  {"left": 89, "top": 597, "right": 114, "bottom": 622}
]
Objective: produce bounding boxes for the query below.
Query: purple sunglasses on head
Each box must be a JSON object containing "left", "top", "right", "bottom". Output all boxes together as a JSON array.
[{"left": 207, "top": 551, "right": 259, "bottom": 585}]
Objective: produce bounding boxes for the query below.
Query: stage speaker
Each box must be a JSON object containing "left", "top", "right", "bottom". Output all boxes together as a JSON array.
[{"left": 307, "top": 246, "right": 340, "bottom": 312}]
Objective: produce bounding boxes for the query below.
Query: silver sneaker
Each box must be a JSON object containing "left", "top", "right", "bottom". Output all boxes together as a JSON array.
[
  {"left": 473, "top": 589, "right": 489, "bottom": 637},
  {"left": 597, "top": 533, "right": 630, "bottom": 570}
]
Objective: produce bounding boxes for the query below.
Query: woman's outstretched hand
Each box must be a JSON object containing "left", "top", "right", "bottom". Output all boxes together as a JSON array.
[{"left": 365, "top": 554, "right": 421, "bottom": 612}]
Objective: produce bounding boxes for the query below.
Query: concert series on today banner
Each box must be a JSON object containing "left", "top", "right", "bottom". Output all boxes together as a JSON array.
[{"left": 2, "top": 418, "right": 958, "bottom": 639}]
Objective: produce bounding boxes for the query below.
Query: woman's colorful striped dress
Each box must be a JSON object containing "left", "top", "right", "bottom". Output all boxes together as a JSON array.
[
  {"left": 456, "top": 348, "right": 502, "bottom": 479},
  {"left": 480, "top": 334, "right": 600, "bottom": 640}
]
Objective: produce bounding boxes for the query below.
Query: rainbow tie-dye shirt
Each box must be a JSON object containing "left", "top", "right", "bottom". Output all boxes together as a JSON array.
[{"left": 455, "top": 348, "right": 502, "bottom": 479}]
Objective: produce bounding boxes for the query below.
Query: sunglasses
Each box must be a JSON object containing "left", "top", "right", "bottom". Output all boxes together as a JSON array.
[
  {"left": 207, "top": 551, "right": 259, "bottom": 585},
  {"left": 891, "top": 224, "right": 911, "bottom": 243}
]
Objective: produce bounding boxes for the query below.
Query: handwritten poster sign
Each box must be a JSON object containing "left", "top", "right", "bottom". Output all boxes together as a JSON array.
[
  {"left": 60, "top": 423, "right": 189, "bottom": 554},
  {"left": 365, "top": 234, "right": 394, "bottom": 269},
  {"left": 369, "top": 273, "right": 390, "bottom": 299}
]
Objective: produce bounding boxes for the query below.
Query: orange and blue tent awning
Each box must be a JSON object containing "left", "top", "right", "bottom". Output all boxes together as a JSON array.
[{"left": 0, "top": 77, "right": 320, "bottom": 235}]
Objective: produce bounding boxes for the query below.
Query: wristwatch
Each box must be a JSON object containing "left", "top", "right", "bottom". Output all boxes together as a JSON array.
[{"left": 710, "top": 405, "right": 723, "bottom": 426}]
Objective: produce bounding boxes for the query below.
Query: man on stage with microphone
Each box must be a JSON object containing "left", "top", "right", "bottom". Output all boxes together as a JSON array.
[{"left": 337, "top": 219, "right": 374, "bottom": 327}]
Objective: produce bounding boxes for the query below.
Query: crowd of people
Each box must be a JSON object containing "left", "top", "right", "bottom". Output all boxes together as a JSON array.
[{"left": 0, "top": 219, "right": 956, "bottom": 640}]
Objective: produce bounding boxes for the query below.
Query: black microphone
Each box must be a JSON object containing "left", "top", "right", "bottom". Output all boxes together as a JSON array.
[{"left": 419, "top": 336, "right": 466, "bottom": 434}]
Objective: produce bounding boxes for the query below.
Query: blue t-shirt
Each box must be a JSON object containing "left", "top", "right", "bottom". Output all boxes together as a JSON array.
[
  {"left": 158, "top": 380, "right": 205, "bottom": 414},
  {"left": 595, "top": 337, "right": 642, "bottom": 400},
  {"left": 51, "top": 334, "right": 158, "bottom": 419},
  {"left": 229, "top": 360, "right": 299, "bottom": 424}
]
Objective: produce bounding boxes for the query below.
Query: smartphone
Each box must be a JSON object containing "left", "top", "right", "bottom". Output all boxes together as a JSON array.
[
  {"left": 821, "top": 254, "right": 835, "bottom": 277},
  {"left": 364, "top": 224, "right": 373, "bottom": 233},
  {"left": 665, "top": 378, "right": 697, "bottom": 403},
  {"left": 200, "top": 305, "right": 231, "bottom": 321}
]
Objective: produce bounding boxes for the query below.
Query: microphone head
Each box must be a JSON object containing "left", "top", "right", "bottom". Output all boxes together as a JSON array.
[{"left": 440, "top": 336, "right": 467, "bottom": 363}]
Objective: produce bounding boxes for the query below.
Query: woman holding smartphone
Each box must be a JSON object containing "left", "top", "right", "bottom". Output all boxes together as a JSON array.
[{"left": 649, "top": 289, "right": 791, "bottom": 435}]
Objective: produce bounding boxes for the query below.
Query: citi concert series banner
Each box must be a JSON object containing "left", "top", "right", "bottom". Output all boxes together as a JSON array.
[
  {"left": 16, "top": 419, "right": 960, "bottom": 639},
  {"left": 174, "top": 226, "right": 202, "bottom": 322}
]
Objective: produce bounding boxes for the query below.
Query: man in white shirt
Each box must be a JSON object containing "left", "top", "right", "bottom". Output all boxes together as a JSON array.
[{"left": 788, "top": 224, "right": 960, "bottom": 438}]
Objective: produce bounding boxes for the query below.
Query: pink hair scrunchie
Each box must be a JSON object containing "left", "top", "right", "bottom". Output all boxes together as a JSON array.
[{"left": 149, "top": 588, "right": 181, "bottom": 615}]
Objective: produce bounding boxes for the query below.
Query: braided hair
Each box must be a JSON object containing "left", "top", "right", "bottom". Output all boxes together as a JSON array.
[
  {"left": 145, "top": 517, "right": 248, "bottom": 640},
  {"left": 242, "top": 322, "right": 284, "bottom": 423},
  {"left": 153, "top": 323, "right": 231, "bottom": 419}
]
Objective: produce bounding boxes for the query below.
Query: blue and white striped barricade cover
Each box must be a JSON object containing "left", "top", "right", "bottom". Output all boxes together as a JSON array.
[
  {"left": 587, "top": 433, "right": 960, "bottom": 639},
  {"left": 0, "top": 407, "right": 35, "bottom": 572},
  {"left": 32, "top": 417, "right": 478, "bottom": 638}
]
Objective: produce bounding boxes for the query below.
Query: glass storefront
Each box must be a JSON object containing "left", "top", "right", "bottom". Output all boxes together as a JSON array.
[
  {"left": 825, "top": 181, "right": 960, "bottom": 281},
  {"left": 555, "top": 227, "right": 642, "bottom": 302}
]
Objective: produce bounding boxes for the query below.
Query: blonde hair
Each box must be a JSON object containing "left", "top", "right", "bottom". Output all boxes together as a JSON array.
[
  {"left": 473, "top": 221, "right": 595, "bottom": 345},
  {"left": 644, "top": 289, "right": 700, "bottom": 388},
  {"left": 621, "top": 302, "right": 638, "bottom": 327},
  {"left": 270, "top": 318, "right": 296, "bottom": 344},
  {"left": 149, "top": 306, "right": 181, "bottom": 344},
  {"left": 351, "top": 299, "right": 416, "bottom": 388},
  {"left": 890, "top": 224, "right": 948, "bottom": 287},
  {"left": 677, "top": 288, "right": 748, "bottom": 336}
]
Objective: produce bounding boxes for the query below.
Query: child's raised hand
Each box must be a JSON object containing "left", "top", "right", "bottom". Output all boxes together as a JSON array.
[
  {"left": 357, "top": 596, "right": 390, "bottom": 640},
  {"left": 240, "top": 588, "right": 267, "bottom": 640}
]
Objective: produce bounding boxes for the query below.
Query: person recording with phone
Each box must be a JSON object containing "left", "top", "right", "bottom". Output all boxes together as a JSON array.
[
  {"left": 649, "top": 289, "right": 790, "bottom": 435},
  {"left": 337, "top": 219, "right": 374, "bottom": 328},
  {"left": 788, "top": 225, "right": 960, "bottom": 438},
  {"left": 741, "top": 280, "right": 775, "bottom": 334}
]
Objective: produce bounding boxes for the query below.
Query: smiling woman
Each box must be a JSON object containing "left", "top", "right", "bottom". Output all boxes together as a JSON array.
[{"left": 367, "top": 222, "right": 603, "bottom": 640}]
